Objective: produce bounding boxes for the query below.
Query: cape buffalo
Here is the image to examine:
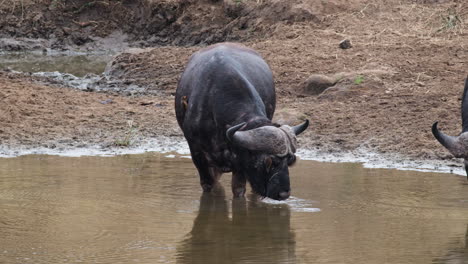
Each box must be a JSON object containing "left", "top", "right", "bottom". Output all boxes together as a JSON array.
[
  {"left": 175, "top": 43, "right": 309, "bottom": 200},
  {"left": 432, "top": 78, "right": 468, "bottom": 176}
]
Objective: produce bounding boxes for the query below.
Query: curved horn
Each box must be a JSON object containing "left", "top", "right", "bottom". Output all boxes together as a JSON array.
[
  {"left": 292, "top": 119, "right": 309, "bottom": 135},
  {"left": 226, "top": 122, "right": 246, "bottom": 142},
  {"left": 432, "top": 122, "right": 462, "bottom": 157},
  {"left": 229, "top": 126, "right": 289, "bottom": 155}
]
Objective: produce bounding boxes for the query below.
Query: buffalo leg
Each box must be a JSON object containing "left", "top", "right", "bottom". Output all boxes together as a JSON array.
[
  {"left": 190, "top": 147, "right": 222, "bottom": 192},
  {"left": 232, "top": 172, "right": 246, "bottom": 198}
]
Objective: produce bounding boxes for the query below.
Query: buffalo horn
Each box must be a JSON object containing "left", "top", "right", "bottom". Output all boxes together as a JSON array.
[
  {"left": 229, "top": 126, "right": 288, "bottom": 155},
  {"left": 432, "top": 122, "right": 462, "bottom": 158},
  {"left": 226, "top": 122, "right": 246, "bottom": 142},
  {"left": 292, "top": 119, "right": 309, "bottom": 136}
]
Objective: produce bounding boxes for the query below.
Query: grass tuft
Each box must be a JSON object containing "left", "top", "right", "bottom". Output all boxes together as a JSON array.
[
  {"left": 114, "top": 120, "right": 139, "bottom": 147},
  {"left": 437, "top": 9, "right": 463, "bottom": 32},
  {"left": 354, "top": 75, "right": 364, "bottom": 85}
]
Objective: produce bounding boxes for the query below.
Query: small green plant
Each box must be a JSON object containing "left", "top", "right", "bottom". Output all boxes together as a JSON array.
[
  {"left": 437, "top": 9, "right": 463, "bottom": 32},
  {"left": 354, "top": 75, "right": 364, "bottom": 85},
  {"left": 114, "top": 120, "right": 139, "bottom": 147}
]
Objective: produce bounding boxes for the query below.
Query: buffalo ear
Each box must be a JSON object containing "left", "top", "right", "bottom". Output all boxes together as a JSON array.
[{"left": 265, "top": 157, "right": 273, "bottom": 173}]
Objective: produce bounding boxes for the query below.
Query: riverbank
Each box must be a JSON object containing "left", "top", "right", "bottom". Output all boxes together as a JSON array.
[
  {"left": 0, "top": 0, "right": 467, "bottom": 175},
  {"left": 0, "top": 69, "right": 464, "bottom": 176}
]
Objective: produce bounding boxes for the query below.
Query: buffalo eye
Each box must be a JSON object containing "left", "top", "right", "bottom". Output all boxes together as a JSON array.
[
  {"left": 287, "top": 155, "right": 296, "bottom": 166},
  {"left": 265, "top": 157, "right": 273, "bottom": 173}
]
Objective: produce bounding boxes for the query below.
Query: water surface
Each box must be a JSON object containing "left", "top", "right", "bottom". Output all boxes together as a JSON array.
[
  {"left": 1, "top": 153, "right": 468, "bottom": 264},
  {"left": 0, "top": 53, "right": 110, "bottom": 77}
]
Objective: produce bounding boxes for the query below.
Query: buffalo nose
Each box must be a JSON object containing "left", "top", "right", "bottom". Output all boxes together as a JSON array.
[{"left": 278, "top": 191, "right": 290, "bottom": 200}]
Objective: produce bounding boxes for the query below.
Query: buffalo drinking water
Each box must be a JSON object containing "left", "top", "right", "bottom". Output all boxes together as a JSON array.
[{"left": 175, "top": 43, "right": 309, "bottom": 200}]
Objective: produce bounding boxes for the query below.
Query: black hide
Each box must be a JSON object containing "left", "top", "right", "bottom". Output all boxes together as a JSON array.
[{"left": 175, "top": 43, "right": 300, "bottom": 200}]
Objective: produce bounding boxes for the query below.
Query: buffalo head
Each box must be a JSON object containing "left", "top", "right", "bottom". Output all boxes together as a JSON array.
[{"left": 227, "top": 120, "right": 309, "bottom": 200}]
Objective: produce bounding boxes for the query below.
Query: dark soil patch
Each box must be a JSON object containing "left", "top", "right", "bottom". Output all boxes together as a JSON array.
[{"left": 0, "top": 0, "right": 347, "bottom": 49}]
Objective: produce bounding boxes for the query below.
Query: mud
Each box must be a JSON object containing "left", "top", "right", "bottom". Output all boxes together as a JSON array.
[
  {"left": 0, "top": 0, "right": 352, "bottom": 50},
  {"left": 0, "top": 0, "right": 467, "bottom": 172}
]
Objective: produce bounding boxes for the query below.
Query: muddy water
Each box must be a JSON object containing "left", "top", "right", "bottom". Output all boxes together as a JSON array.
[
  {"left": 0, "top": 53, "right": 110, "bottom": 77},
  {"left": 1, "top": 154, "right": 468, "bottom": 264}
]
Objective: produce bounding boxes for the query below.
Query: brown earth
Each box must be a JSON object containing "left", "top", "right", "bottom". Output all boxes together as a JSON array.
[
  {"left": 0, "top": 0, "right": 467, "bottom": 165},
  {"left": 0, "top": 70, "right": 179, "bottom": 149},
  {"left": 0, "top": 0, "right": 352, "bottom": 49}
]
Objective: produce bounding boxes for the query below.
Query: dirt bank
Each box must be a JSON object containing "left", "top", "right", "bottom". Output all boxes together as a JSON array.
[
  {"left": 0, "top": 0, "right": 356, "bottom": 50},
  {"left": 0, "top": 0, "right": 467, "bottom": 169},
  {"left": 0, "top": 70, "right": 179, "bottom": 150},
  {"left": 99, "top": 0, "right": 467, "bottom": 161}
]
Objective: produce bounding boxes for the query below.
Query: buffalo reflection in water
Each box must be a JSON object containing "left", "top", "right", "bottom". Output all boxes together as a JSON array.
[
  {"left": 176, "top": 185, "right": 295, "bottom": 264},
  {"left": 432, "top": 224, "right": 468, "bottom": 264}
]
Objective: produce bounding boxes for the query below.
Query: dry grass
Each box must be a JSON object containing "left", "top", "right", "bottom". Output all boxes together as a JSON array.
[{"left": 356, "top": 2, "right": 466, "bottom": 39}]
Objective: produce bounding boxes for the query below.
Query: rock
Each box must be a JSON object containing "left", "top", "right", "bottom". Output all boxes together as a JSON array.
[
  {"left": 317, "top": 85, "right": 351, "bottom": 100},
  {"left": 223, "top": 0, "right": 247, "bottom": 18},
  {"left": 70, "top": 32, "right": 91, "bottom": 46},
  {"left": 0, "top": 38, "right": 49, "bottom": 51},
  {"left": 339, "top": 39, "right": 352, "bottom": 49},
  {"left": 318, "top": 78, "right": 382, "bottom": 101},
  {"left": 302, "top": 74, "right": 336, "bottom": 95},
  {"left": 100, "top": 99, "right": 113, "bottom": 104}
]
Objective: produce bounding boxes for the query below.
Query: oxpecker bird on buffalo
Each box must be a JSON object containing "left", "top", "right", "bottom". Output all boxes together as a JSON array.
[
  {"left": 432, "top": 77, "right": 468, "bottom": 176},
  {"left": 175, "top": 43, "right": 309, "bottom": 200}
]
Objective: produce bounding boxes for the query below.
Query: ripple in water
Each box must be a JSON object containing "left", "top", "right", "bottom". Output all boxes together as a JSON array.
[{"left": 262, "top": 196, "right": 321, "bottom": 212}]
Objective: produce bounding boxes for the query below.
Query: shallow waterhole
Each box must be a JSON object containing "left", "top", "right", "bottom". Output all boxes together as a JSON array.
[
  {"left": 0, "top": 52, "right": 111, "bottom": 77},
  {"left": 1, "top": 153, "right": 468, "bottom": 264}
]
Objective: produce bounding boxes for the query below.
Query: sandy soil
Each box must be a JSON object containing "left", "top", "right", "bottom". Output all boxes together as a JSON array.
[{"left": 0, "top": 0, "right": 467, "bottom": 168}]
